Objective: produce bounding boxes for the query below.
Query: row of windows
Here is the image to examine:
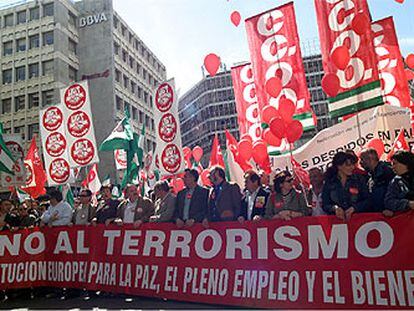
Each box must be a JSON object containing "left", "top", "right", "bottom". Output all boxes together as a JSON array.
[
  {"left": 1, "top": 3, "right": 54, "bottom": 28},
  {"left": 114, "top": 42, "right": 159, "bottom": 88},
  {"left": 113, "top": 16, "right": 165, "bottom": 75},
  {"left": 115, "top": 96, "right": 155, "bottom": 130},
  {"left": 115, "top": 69, "right": 153, "bottom": 107},
  {"left": 1, "top": 90, "right": 54, "bottom": 114},
  {"left": 2, "top": 31, "right": 54, "bottom": 56},
  {"left": 3, "top": 124, "right": 39, "bottom": 141},
  {"left": 2, "top": 60, "right": 54, "bottom": 84}
]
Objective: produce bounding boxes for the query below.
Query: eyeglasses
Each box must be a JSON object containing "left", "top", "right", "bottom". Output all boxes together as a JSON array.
[
  {"left": 78, "top": 194, "right": 90, "bottom": 197},
  {"left": 284, "top": 178, "right": 294, "bottom": 183}
]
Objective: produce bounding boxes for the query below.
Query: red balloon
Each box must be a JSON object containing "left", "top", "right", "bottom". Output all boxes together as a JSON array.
[
  {"left": 331, "top": 45, "right": 350, "bottom": 70},
  {"left": 204, "top": 53, "right": 220, "bottom": 77},
  {"left": 230, "top": 11, "right": 241, "bottom": 27},
  {"left": 261, "top": 105, "right": 279, "bottom": 124},
  {"left": 279, "top": 98, "right": 296, "bottom": 123},
  {"left": 367, "top": 138, "right": 385, "bottom": 158},
  {"left": 406, "top": 54, "right": 414, "bottom": 70},
  {"left": 171, "top": 178, "right": 185, "bottom": 194},
  {"left": 269, "top": 117, "right": 286, "bottom": 139},
  {"left": 286, "top": 120, "right": 304, "bottom": 143},
  {"left": 192, "top": 146, "right": 203, "bottom": 163},
  {"left": 183, "top": 146, "right": 192, "bottom": 160},
  {"left": 406, "top": 69, "right": 414, "bottom": 81},
  {"left": 263, "top": 128, "right": 282, "bottom": 147},
  {"left": 238, "top": 139, "right": 253, "bottom": 161},
  {"left": 321, "top": 73, "right": 340, "bottom": 97},
  {"left": 240, "top": 133, "right": 253, "bottom": 143},
  {"left": 200, "top": 169, "right": 212, "bottom": 187},
  {"left": 352, "top": 13, "right": 370, "bottom": 35},
  {"left": 265, "top": 77, "right": 282, "bottom": 98},
  {"left": 252, "top": 140, "right": 268, "bottom": 165}
]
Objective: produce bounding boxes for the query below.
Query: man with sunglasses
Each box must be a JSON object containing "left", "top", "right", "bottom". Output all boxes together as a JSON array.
[{"left": 72, "top": 189, "right": 96, "bottom": 225}]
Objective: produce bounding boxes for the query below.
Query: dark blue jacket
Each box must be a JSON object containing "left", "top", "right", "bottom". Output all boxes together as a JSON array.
[
  {"left": 322, "top": 174, "right": 371, "bottom": 214},
  {"left": 367, "top": 161, "right": 395, "bottom": 212},
  {"left": 384, "top": 173, "right": 414, "bottom": 212},
  {"left": 239, "top": 187, "right": 270, "bottom": 220}
]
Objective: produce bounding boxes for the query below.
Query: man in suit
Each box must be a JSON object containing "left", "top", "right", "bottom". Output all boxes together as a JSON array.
[
  {"left": 116, "top": 184, "right": 154, "bottom": 228},
  {"left": 238, "top": 170, "right": 270, "bottom": 223},
  {"left": 175, "top": 169, "right": 209, "bottom": 228},
  {"left": 204, "top": 166, "right": 242, "bottom": 225},
  {"left": 150, "top": 181, "right": 176, "bottom": 223}
]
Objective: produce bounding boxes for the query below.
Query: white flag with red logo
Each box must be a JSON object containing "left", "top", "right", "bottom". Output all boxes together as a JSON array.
[
  {"left": 245, "top": 3, "right": 315, "bottom": 131},
  {"left": 315, "top": 0, "right": 383, "bottom": 117},
  {"left": 231, "top": 63, "right": 262, "bottom": 141},
  {"left": 60, "top": 81, "right": 99, "bottom": 168},
  {"left": 82, "top": 164, "right": 101, "bottom": 195},
  {"left": 154, "top": 79, "right": 184, "bottom": 177},
  {"left": 387, "top": 128, "right": 410, "bottom": 162},
  {"left": 21, "top": 136, "right": 47, "bottom": 198}
]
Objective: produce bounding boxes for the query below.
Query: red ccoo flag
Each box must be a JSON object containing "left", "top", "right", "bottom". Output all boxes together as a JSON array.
[
  {"left": 21, "top": 136, "right": 47, "bottom": 198},
  {"left": 291, "top": 156, "right": 310, "bottom": 190},
  {"left": 387, "top": 128, "right": 410, "bottom": 162},
  {"left": 209, "top": 134, "right": 225, "bottom": 168}
]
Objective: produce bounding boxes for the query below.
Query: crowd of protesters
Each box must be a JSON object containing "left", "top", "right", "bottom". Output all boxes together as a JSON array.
[
  {"left": 1, "top": 148, "right": 414, "bottom": 301},
  {"left": 1, "top": 149, "right": 414, "bottom": 234}
]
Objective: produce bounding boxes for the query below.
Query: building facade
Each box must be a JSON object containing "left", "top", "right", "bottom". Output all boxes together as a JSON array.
[
  {"left": 178, "top": 71, "right": 239, "bottom": 166},
  {"left": 178, "top": 55, "right": 339, "bottom": 164},
  {"left": 0, "top": 0, "right": 166, "bottom": 183}
]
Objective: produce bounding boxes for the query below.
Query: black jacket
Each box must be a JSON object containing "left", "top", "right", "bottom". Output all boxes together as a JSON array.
[
  {"left": 239, "top": 187, "right": 270, "bottom": 220},
  {"left": 367, "top": 161, "right": 395, "bottom": 212},
  {"left": 384, "top": 173, "right": 414, "bottom": 212},
  {"left": 175, "top": 185, "right": 209, "bottom": 222},
  {"left": 322, "top": 174, "right": 371, "bottom": 214}
]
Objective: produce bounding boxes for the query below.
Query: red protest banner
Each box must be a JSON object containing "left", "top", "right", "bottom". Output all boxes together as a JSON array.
[
  {"left": 1, "top": 212, "right": 414, "bottom": 309},
  {"left": 315, "top": 0, "right": 383, "bottom": 117},
  {"left": 245, "top": 3, "right": 314, "bottom": 130},
  {"left": 372, "top": 17, "right": 412, "bottom": 109},
  {"left": 231, "top": 63, "right": 262, "bottom": 141}
]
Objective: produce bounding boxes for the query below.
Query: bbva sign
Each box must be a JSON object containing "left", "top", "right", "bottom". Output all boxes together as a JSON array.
[{"left": 79, "top": 12, "right": 108, "bottom": 28}]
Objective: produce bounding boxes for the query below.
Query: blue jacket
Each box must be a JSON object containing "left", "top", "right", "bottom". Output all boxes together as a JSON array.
[
  {"left": 384, "top": 173, "right": 414, "bottom": 212},
  {"left": 322, "top": 174, "right": 371, "bottom": 214},
  {"left": 367, "top": 161, "right": 395, "bottom": 212}
]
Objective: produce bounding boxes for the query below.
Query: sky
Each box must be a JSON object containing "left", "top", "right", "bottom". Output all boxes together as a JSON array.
[
  {"left": 112, "top": 0, "right": 414, "bottom": 94},
  {"left": 2, "top": 0, "right": 413, "bottom": 93}
]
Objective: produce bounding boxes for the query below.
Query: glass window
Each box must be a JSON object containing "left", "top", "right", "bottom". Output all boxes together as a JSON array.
[
  {"left": 116, "top": 96, "right": 122, "bottom": 111},
  {"left": 4, "top": 14, "right": 14, "bottom": 27},
  {"left": 15, "top": 96, "right": 26, "bottom": 111},
  {"left": 121, "top": 25, "right": 126, "bottom": 36},
  {"left": 3, "top": 41, "right": 12, "bottom": 56},
  {"left": 129, "top": 56, "right": 134, "bottom": 69},
  {"left": 122, "top": 50, "right": 127, "bottom": 62},
  {"left": 123, "top": 75, "right": 129, "bottom": 89},
  {"left": 131, "top": 81, "right": 136, "bottom": 94},
  {"left": 14, "top": 126, "right": 25, "bottom": 140},
  {"left": 115, "top": 69, "right": 121, "bottom": 82},
  {"left": 68, "top": 39, "right": 76, "bottom": 54},
  {"left": 132, "top": 107, "right": 137, "bottom": 119},
  {"left": 42, "top": 90, "right": 54, "bottom": 106},
  {"left": 2, "top": 69, "right": 12, "bottom": 84},
  {"left": 2, "top": 98, "right": 11, "bottom": 114},
  {"left": 16, "top": 38, "right": 26, "bottom": 52},
  {"left": 30, "top": 7, "right": 39, "bottom": 21},
  {"left": 28, "top": 124, "right": 39, "bottom": 140},
  {"left": 28, "top": 92, "right": 39, "bottom": 108},
  {"left": 29, "top": 34, "right": 39, "bottom": 49},
  {"left": 43, "top": 3, "right": 54, "bottom": 17},
  {"left": 68, "top": 66, "right": 77, "bottom": 81},
  {"left": 113, "top": 16, "right": 119, "bottom": 29},
  {"left": 17, "top": 11, "right": 26, "bottom": 24},
  {"left": 139, "top": 111, "right": 143, "bottom": 123},
  {"left": 68, "top": 11, "right": 76, "bottom": 27},
  {"left": 114, "top": 42, "right": 119, "bottom": 55},
  {"left": 28, "top": 63, "right": 39, "bottom": 78},
  {"left": 15, "top": 66, "right": 26, "bottom": 82},
  {"left": 42, "top": 60, "right": 54, "bottom": 75},
  {"left": 43, "top": 31, "right": 54, "bottom": 46}
]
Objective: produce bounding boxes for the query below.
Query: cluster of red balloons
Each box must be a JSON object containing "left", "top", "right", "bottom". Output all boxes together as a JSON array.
[
  {"left": 321, "top": 13, "right": 369, "bottom": 98},
  {"left": 237, "top": 134, "right": 270, "bottom": 172}
]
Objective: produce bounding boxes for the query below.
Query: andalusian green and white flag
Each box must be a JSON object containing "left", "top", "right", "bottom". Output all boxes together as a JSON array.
[
  {"left": 99, "top": 118, "right": 133, "bottom": 151},
  {"left": 328, "top": 80, "right": 383, "bottom": 118},
  {"left": 59, "top": 184, "right": 75, "bottom": 208},
  {"left": 293, "top": 111, "right": 316, "bottom": 132},
  {"left": 0, "top": 124, "right": 15, "bottom": 175}
]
